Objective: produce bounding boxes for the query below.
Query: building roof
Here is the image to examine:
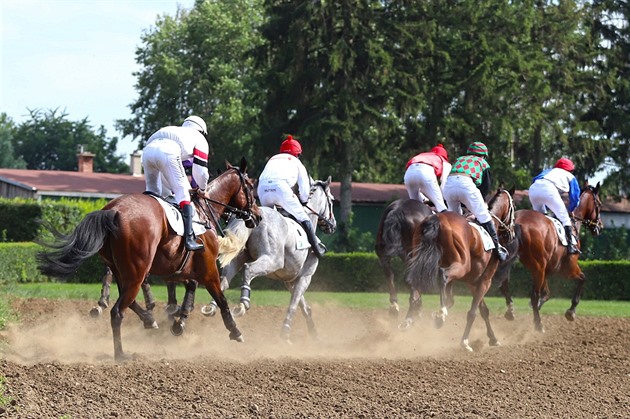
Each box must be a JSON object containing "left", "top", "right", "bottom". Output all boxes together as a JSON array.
[{"left": 1, "top": 168, "right": 629, "bottom": 213}]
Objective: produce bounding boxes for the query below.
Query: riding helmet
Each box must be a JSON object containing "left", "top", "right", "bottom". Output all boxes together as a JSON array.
[
  {"left": 554, "top": 157, "right": 575, "bottom": 172},
  {"left": 182, "top": 115, "right": 208, "bottom": 136},
  {"left": 467, "top": 142, "right": 488, "bottom": 157},
  {"left": 280, "top": 135, "right": 302, "bottom": 157},
  {"left": 431, "top": 144, "right": 449, "bottom": 161}
]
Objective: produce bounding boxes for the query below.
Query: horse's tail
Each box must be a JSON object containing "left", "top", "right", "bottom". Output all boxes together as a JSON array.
[
  {"left": 37, "top": 210, "right": 118, "bottom": 279},
  {"left": 375, "top": 203, "right": 404, "bottom": 259},
  {"left": 217, "top": 217, "right": 252, "bottom": 266},
  {"left": 405, "top": 214, "right": 442, "bottom": 292}
]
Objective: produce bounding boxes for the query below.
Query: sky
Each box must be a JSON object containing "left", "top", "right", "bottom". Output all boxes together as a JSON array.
[{"left": 1, "top": 0, "right": 195, "bottom": 161}]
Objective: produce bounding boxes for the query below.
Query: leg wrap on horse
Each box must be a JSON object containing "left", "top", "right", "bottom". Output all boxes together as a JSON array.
[
  {"left": 182, "top": 204, "right": 203, "bottom": 251},
  {"left": 300, "top": 220, "right": 325, "bottom": 258},
  {"left": 481, "top": 221, "right": 508, "bottom": 262},
  {"left": 564, "top": 226, "right": 581, "bottom": 254}
]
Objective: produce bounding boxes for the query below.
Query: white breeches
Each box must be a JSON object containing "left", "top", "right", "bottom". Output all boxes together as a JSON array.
[
  {"left": 443, "top": 175, "right": 491, "bottom": 224},
  {"left": 258, "top": 179, "right": 309, "bottom": 222},
  {"left": 142, "top": 140, "right": 192, "bottom": 205},
  {"left": 404, "top": 163, "right": 447, "bottom": 212},
  {"left": 529, "top": 180, "right": 571, "bottom": 226}
]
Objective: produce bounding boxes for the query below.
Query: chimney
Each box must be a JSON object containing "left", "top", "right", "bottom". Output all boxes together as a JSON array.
[
  {"left": 130, "top": 150, "right": 143, "bottom": 176},
  {"left": 77, "top": 147, "right": 95, "bottom": 173}
]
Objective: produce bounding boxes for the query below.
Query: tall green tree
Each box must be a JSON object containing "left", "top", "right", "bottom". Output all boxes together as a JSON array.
[
  {"left": 118, "top": 0, "right": 265, "bottom": 171},
  {"left": 0, "top": 113, "right": 26, "bottom": 169},
  {"left": 12, "top": 109, "right": 127, "bottom": 172}
]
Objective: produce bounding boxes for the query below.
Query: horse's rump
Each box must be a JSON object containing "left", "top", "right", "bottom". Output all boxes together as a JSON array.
[{"left": 376, "top": 199, "right": 432, "bottom": 260}]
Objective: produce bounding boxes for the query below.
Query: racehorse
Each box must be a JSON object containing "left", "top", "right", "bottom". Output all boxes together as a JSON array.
[
  {"left": 405, "top": 188, "right": 516, "bottom": 351},
  {"left": 374, "top": 198, "right": 433, "bottom": 328},
  {"left": 497, "top": 183, "right": 603, "bottom": 332},
  {"left": 37, "top": 158, "right": 261, "bottom": 361},
  {"left": 200, "top": 177, "right": 336, "bottom": 342}
]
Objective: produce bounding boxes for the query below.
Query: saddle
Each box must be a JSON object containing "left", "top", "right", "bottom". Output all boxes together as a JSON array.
[
  {"left": 144, "top": 193, "right": 207, "bottom": 237},
  {"left": 272, "top": 206, "right": 316, "bottom": 251}
]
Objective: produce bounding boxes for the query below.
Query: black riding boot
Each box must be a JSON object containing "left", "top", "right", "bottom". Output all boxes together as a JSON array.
[
  {"left": 564, "top": 226, "right": 581, "bottom": 254},
  {"left": 481, "top": 221, "right": 508, "bottom": 262},
  {"left": 300, "top": 220, "right": 325, "bottom": 259},
  {"left": 182, "top": 204, "right": 203, "bottom": 251}
]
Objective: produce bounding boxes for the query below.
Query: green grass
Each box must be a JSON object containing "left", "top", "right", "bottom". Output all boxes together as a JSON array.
[{"left": 2, "top": 283, "right": 629, "bottom": 318}]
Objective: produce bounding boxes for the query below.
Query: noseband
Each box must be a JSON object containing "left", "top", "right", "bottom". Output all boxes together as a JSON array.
[{"left": 303, "top": 181, "right": 336, "bottom": 231}]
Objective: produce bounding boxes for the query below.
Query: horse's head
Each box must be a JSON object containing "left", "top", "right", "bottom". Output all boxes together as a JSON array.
[
  {"left": 575, "top": 182, "right": 603, "bottom": 236},
  {"left": 488, "top": 186, "right": 516, "bottom": 240},
  {"left": 306, "top": 176, "right": 336, "bottom": 235}
]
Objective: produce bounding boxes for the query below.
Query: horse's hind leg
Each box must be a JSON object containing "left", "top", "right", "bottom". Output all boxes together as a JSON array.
[
  {"left": 399, "top": 287, "right": 422, "bottom": 330},
  {"left": 381, "top": 257, "right": 399, "bottom": 317},
  {"left": 298, "top": 295, "right": 318, "bottom": 339},
  {"left": 282, "top": 275, "right": 313, "bottom": 343},
  {"left": 90, "top": 267, "right": 113, "bottom": 317},
  {"left": 165, "top": 282, "right": 181, "bottom": 319},
  {"left": 140, "top": 275, "right": 156, "bottom": 311},
  {"left": 111, "top": 281, "right": 144, "bottom": 362},
  {"left": 479, "top": 298, "right": 500, "bottom": 347},
  {"left": 565, "top": 271, "right": 586, "bottom": 322},
  {"left": 128, "top": 300, "right": 158, "bottom": 329}
]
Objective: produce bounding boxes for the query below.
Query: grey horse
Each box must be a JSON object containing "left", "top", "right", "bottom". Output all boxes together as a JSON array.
[{"left": 202, "top": 177, "right": 336, "bottom": 342}]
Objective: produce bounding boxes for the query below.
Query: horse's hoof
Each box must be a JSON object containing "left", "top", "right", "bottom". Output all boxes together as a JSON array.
[
  {"left": 564, "top": 310, "right": 576, "bottom": 322},
  {"left": 114, "top": 352, "right": 136, "bottom": 363},
  {"left": 388, "top": 303, "right": 400, "bottom": 318},
  {"left": 144, "top": 320, "right": 158, "bottom": 330},
  {"left": 535, "top": 323, "right": 545, "bottom": 333},
  {"left": 398, "top": 318, "right": 413, "bottom": 331},
  {"left": 165, "top": 304, "right": 180, "bottom": 316},
  {"left": 170, "top": 321, "right": 185, "bottom": 336},
  {"left": 432, "top": 312, "right": 445, "bottom": 329},
  {"left": 200, "top": 304, "right": 217, "bottom": 317},
  {"left": 89, "top": 306, "right": 103, "bottom": 318},
  {"left": 489, "top": 339, "right": 502, "bottom": 347},
  {"left": 232, "top": 303, "right": 247, "bottom": 318},
  {"left": 504, "top": 311, "right": 515, "bottom": 321},
  {"left": 461, "top": 340, "right": 474, "bottom": 352},
  {"left": 230, "top": 332, "right": 244, "bottom": 342}
]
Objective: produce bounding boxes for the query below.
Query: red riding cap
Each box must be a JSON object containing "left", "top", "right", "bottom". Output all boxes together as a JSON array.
[
  {"left": 554, "top": 157, "right": 575, "bottom": 172},
  {"left": 279, "top": 135, "right": 302, "bottom": 157},
  {"left": 431, "top": 144, "right": 448, "bottom": 161}
]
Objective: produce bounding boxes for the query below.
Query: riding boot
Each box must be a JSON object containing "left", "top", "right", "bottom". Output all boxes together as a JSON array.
[
  {"left": 300, "top": 220, "right": 325, "bottom": 259},
  {"left": 564, "top": 226, "right": 581, "bottom": 254},
  {"left": 182, "top": 204, "right": 203, "bottom": 251},
  {"left": 481, "top": 221, "right": 508, "bottom": 262}
]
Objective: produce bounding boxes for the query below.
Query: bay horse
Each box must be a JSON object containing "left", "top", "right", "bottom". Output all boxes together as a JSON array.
[
  {"left": 200, "top": 177, "right": 336, "bottom": 342},
  {"left": 374, "top": 198, "right": 433, "bottom": 328},
  {"left": 405, "top": 188, "right": 516, "bottom": 351},
  {"left": 37, "top": 158, "right": 261, "bottom": 361},
  {"left": 498, "top": 183, "right": 603, "bottom": 332}
]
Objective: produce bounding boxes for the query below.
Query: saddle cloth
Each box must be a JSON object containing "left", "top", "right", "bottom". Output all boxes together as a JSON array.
[
  {"left": 546, "top": 216, "right": 569, "bottom": 246},
  {"left": 147, "top": 195, "right": 207, "bottom": 237},
  {"left": 286, "top": 218, "right": 312, "bottom": 250},
  {"left": 469, "top": 222, "right": 495, "bottom": 251}
]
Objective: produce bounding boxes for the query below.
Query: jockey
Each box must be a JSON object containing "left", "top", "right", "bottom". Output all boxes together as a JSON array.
[
  {"left": 257, "top": 135, "right": 326, "bottom": 258},
  {"left": 403, "top": 144, "right": 451, "bottom": 212},
  {"left": 529, "top": 157, "right": 581, "bottom": 254},
  {"left": 142, "top": 115, "right": 211, "bottom": 251},
  {"left": 443, "top": 141, "right": 509, "bottom": 262}
]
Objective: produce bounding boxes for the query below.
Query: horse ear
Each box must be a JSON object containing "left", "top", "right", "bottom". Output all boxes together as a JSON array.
[
  {"left": 594, "top": 181, "right": 601, "bottom": 194},
  {"left": 239, "top": 156, "right": 248, "bottom": 173},
  {"left": 326, "top": 176, "right": 332, "bottom": 185},
  {"left": 508, "top": 185, "right": 515, "bottom": 196},
  {"left": 224, "top": 159, "right": 232, "bottom": 169}
]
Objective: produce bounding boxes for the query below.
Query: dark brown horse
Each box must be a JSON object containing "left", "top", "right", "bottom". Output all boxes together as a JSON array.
[
  {"left": 374, "top": 199, "right": 433, "bottom": 328},
  {"left": 405, "top": 188, "right": 516, "bottom": 351},
  {"left": 499, "top": 183, "right": 603, "bottom": 332},
  {"left": 38, "top": 158, "right": 261, "bottom": 361}
]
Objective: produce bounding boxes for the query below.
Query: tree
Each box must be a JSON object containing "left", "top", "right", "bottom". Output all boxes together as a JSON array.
[
  {"left": 117, "top": 0, "right": 265, "bottom": 172},
  {"left": 0, "top": 113, "right": 26, "bottom": 169},
  {"left": 12, "top": 109, "right": 127, "bottom": 173}
]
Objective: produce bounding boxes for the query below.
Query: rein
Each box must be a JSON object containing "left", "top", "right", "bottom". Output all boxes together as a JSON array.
[
  {"left": 303, "top": 181, "right": 335, "bottom": 230},
  {"left": 572, "top": 187, "right": 603, "bottom": 235}
]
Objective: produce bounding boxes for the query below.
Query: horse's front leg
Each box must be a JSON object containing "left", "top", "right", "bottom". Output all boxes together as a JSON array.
[
  {"left": 201, "top": 252, "right": 247, "bottom": 317},
  {"left": 171, "top": 280, "right": 197, "bottom": 336},
  {"left": 565, "top": 272, "right": 586, "bottom": 322},
  {"left": 479, "top": 298, "right": 500, "bottom": 347},
  {"left": 381, "top": 257, "right": 400, "bottom": 317},
  {"left": 128, "top": 300, "right": 158, "bottom": 329},
  {"left": 399, "top": 287, "right": 422, "bottom": 330},
  {"left": 140, "top": 275, "right": 156, "bottom": 312},
  {"left": 282, "top": 276, "right": 313, "bottom": 343},
  {"left": 461, "top": 291, "right": 483, "bottom": 352},
  {"left": 298, "top": 294, "right": 318, "bottom": 340},
  {"left": 432, "top": 271, "right": 449, "bottom": 329},
  {"left": 165, "top": 281, "right": 180, "bottom": 319},
  {"left": 204, "top": 266, "right": 243, "bottom": 342}
]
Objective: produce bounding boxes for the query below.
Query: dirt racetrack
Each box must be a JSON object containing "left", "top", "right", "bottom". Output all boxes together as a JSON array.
[{"left": 1, "top": 297, "right": 629, "bottom": 418}]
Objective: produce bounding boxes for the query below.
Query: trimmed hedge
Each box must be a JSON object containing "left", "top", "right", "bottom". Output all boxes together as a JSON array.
[{"left": 1, "top": 243, "right": 628, "bottom": 301}]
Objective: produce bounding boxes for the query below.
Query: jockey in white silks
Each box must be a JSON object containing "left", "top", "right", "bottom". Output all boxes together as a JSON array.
[
  {"left": 529, "top": 157, "right": 581, "bottom": 254},
  {"left": 443, "top": 141, "right": 509, "bottom": 262},
  {"left": 142, "top": 115, "right": 210, "bottom": 251},
  {"left": 404, "top": 143, "right": 451, "bottom": 212},
  {"left": 257, "top": 135, "right": 326, "bottom": 258}
]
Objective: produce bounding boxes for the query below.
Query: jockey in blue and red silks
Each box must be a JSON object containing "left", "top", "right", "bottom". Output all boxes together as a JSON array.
[
  {"left": 142, "top": 115, "right": 211, "bottom": 251},
  {"left": 529, "top": 157, "right": 581, "bottom": 254},
  {"left": 443, "top": 141, "right": 509, "bottom": 262}
]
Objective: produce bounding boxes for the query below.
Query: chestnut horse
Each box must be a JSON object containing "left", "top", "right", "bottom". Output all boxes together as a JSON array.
[
  {"left": 38, "top": 158, "right": 261, "bottom": 361},
  {"left": 499, "top": 183, "right": 603, "bottom": 332},
  {"left": 374, "top": 199, "right": 433, "bottom": 329},
  {"left": 405, "top": 188, "right": 516, "bottom": 351}
]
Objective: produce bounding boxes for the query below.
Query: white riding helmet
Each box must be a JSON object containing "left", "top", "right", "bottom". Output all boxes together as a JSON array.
[{"left": 182, "top": 115, "right": 207, "bottom": 136}]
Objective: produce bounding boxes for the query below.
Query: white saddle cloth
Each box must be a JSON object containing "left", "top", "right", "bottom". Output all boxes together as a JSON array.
[
  {"left": 148, "top": 195, "right": 207, "bottom": 237},
  {"left": 547, "top": 216, "right": 569, "bottom": 246},
  {"left": 469, "top": 222, "right": 495, "bottom": 251},
  {"left": 287, "top": 218, "right": 312, "bottom": 250}
]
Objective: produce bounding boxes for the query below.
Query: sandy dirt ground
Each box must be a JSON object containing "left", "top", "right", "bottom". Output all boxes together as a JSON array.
[{"left": 0, "top": 297, "right": 629, "bottom": 418}]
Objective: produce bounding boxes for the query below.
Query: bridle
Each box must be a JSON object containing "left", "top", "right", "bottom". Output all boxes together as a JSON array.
[
  {"left": 573, "top": 186, "right": 603, "bottom": 236},
  {"left": 303, "top": 181, "right": 336, "bottom": 233},
  {"left": 490, "top": 189, "right": 516, "bottom": 241}
]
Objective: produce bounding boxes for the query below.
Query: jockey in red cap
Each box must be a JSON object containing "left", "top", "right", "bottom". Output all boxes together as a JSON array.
[
  {"left": 257, "top": 135, "right": 326, "bottom": 258},
  {"left": 529, "top": 157, "right": 581, "bottom": 254},
  {"left": 404, "top": 144, "right": 451, "bottom": 212}
]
